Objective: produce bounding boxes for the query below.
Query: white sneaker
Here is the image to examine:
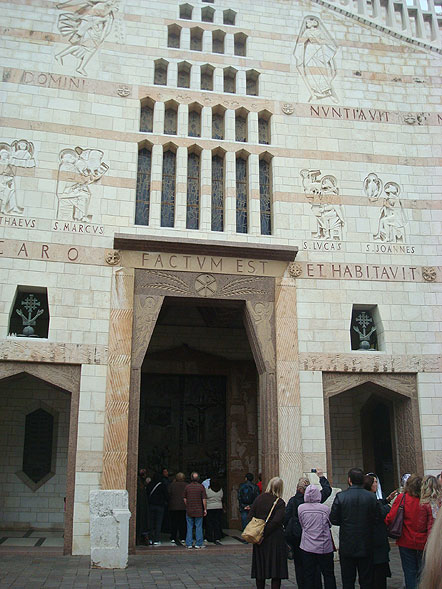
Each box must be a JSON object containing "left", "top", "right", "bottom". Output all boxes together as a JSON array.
[
  {"left": 187, "top": 545, "right": 193, "bottom": 549},
  {"left": 194, "top": 545, "right": 206, "bottom": 549},
  {"left": 153, "top": 541, "right": 161, "bottom": 545}
]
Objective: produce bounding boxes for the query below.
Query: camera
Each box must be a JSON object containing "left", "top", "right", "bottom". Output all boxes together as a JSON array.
[{"left": 311, "top": 468, "right": 317, "bottom": 473}]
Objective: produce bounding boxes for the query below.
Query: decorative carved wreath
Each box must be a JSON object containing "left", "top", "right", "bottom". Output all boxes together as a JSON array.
[
  {"left": 282, "top": 103, "right": 295, "bottom": 115},
  {"left": 288, "top": 262, "right": 302, "bottom": 278},
  {"left": 422, "top": 266, "right": 436, "bottom": 282},
  {"left": 105, "top": 250, "right": 121, "bottom": 265}
]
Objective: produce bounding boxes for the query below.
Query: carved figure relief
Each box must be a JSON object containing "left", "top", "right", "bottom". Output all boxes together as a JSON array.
[
  {"left": 372, "top": 181, "right": 408, "bottom": 243},
  {"left": 294, "top": 16, "right": 338, "bottom": 103},
  {"left": 56, "top": 146, "right": 108, "bottom": 222},
  {"left": 55, "top": 0, "right": 120, "bottom": 76},
  {"left": 0, "top": 140, "right": 36, "bottom": 215},
  {"left": 363, "top": 173, "right": 383, "bottom": 202},
  {"left": 301, "top": 169, "right": 344, "bottom": 240}
]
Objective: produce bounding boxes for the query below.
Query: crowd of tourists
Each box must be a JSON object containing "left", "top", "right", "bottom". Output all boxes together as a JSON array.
[
  {"left": 244, "top": 468, "right": 442, "bottom": 589},
  {"left": 136, "top": 466, "right": 442, "bottom": 589}
]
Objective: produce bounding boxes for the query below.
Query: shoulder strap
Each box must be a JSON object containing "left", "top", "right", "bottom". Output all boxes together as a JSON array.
[
  {"left": 265, "top": 498, "right": 280, "bottom": 523},
  {"left": 149, "top": 482, "right": 161, "bottom": 497}
]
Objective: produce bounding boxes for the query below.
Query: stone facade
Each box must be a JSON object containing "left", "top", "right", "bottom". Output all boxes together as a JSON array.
[{"left": 0, "top": 0, "right": 440, "bottom": 556}]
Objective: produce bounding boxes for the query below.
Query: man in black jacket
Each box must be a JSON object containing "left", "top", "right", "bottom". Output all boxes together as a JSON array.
[
  {"left": 330, "top": 467, "right": 377, "bottom": 589},
  {"left": 284, "top": 468, "right": 332, "bottom": 589}
]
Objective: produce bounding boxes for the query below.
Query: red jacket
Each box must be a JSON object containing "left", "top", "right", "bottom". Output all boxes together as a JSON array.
[{"left": 385, "top": 493, "right": 428, "bottom": 551}]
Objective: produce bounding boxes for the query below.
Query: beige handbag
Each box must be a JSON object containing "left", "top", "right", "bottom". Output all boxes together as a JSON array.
[{"left": 241, "top": 498, "right": 279, "bottom": 545}]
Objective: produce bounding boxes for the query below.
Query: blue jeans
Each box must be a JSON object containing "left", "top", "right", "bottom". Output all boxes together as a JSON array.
[
  {"left": 240, "top": 509, "right": 250, "bottom": 530},
  {"left": 186, "top": 514, "right": 203, "bottom": 547},
  {"left": 399, "top": 546, "right": 423, "bottom": 589}
]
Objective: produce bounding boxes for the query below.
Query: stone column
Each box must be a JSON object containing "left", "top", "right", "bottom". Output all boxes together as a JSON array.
[
  {"left": 202, "top": 29, "right": 212, "bottom": 53},
  {"left": 167, "top": 61, "right": 178, "bottom": 87},
  {"left": 175, "top": 146, "right": 188, "bottom": 229},
  {"left": 181, "top": 27, "right": 190, "bottom": 50},
  {"left": 225, "top": 33, "right": 234, "bottom": 56},
  {"left": 248, "top": 111, "right": 258, "bottom": 145},
  {"left": 202, "top": 106, "right": 212, "bottom": 138},
  {"left": 148, "top": 144, "right": 163, "bottom": 226},
  {"left": 214, "top": 67, "right": 224, "bottom": 93},
  {"left": 190, "top": 64, "right": 200, "bottom": 90},
  {"left": 248, "top": 153, "right": 260, "bottom": 236},
  {"left": 225, "top": 109, "right": 235, "bottom": 142},
  {"left": 237, "top": 70, "right": 246, "bottom": 95},
  {"left": 177, "top": 103, "right": 188, "bottom": 137},
  {"left": 225, "top": 151, "right": 236, "bottom": 233},
  {"left": 200, "top": 149, "right": 212, "bottom": 231},
  {"left": 153, "top": 101, "right": 164, "bottom": 135}
]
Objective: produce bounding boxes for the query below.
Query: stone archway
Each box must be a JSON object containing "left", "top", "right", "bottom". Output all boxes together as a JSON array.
[
  {"left": 323, "top": 372, "right": 423, "bottom": 490},
  {"left": 0, "top": 362, "right": 80, "bottom": 555},
  {"left": 125, "top": 269, "right": 279, "bottom": 551}
]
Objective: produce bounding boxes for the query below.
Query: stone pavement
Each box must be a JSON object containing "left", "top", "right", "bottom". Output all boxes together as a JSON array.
[{"left": 0, "top": 542, "right": 405, "bottom": 588}]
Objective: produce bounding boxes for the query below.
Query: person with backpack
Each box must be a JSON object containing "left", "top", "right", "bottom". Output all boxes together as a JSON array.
[{"left": 238, "top": 473, "right": 260, "bottom": 530}]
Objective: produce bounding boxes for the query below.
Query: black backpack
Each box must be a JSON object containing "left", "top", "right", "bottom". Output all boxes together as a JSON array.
[{"left": 240, "top": 482, "right": 258, "bottom": 506}]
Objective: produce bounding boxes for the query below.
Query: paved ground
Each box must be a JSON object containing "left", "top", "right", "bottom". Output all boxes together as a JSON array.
[{"left": 0, "top": 542, "right": 405, "bottom": 588}]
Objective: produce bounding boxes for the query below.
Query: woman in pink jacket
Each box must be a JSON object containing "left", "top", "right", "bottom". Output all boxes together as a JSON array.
[{"left": 298, "top": 484, "right": 337, "bottom": 589}]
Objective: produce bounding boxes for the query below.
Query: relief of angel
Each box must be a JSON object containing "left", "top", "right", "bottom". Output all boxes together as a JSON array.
[
  {"left": 294, "top": 16, "right": 339, "bottom": 103},
  {"left": 373, "top": 182, "right": 408, "bottom": 243},
  {"left": 56, "top": 146, "right": 108, "bottom": 222},
  {"left": 55, "top": 0, "right": 119, "bottom": 76}
]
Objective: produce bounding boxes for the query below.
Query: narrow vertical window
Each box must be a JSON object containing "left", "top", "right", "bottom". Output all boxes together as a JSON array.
[
  {"left": 223, "top": 9, "right": 236, "bottom": 25},
  {"left": 212, "top": 30, "right": 225, "bottom": 54},
  {"left": 168, "top": 24, "right": 181, "bottom": 48},
  {"left": 246, "top": 70, "right": 259, "bottom": 96},
  {"left": 212, "top": 109, "right": 225, "bottom": 140},
  {"left": 186, "top": 151, "right": 200, "bottom": 229},
  {"left": 140, "top": 100, "right": 154, "bottom": 132},
  {"left": 179, "top": 4, "right": 192, "bottom": 19},
  {"left": 161, "top": 150, "right": 176, "bottom": 227},
  {"left": 135, "top": 147, "right": 152, "bottom": 225},
  {"left": 236, "top": 156, "right": 248, "bottom": 233},
  {"left": 177, "top": 62, "right": 191, "bottom": 88},
  {"left": 201, "top": 6, "right": 214, "bottom": 22},
  {"left": 201, "top": 64, "right": 214, "bottom": 91},
  {"left": 258, "top": 112, "right": 270, "bottom": 144},
  {"left": 188, "top": 104, "right": 201, "bottom": 137},
  {"left": 190, "top": 27, "right": 203, "bottom": 51},
  {"left": 154, "top": 60, "right": 168, "bottom": 85},
  {"left": 234, "top": 33, "right": 247, "bottom": 56},
  {"left": 224, "top": 68, "right": 236, "bottom": 93},
  {"left": 164, "top": 102, "right": 178, "bottom": 134},
  {"left": 235, "top": 110, "right": 247, "bottom": 142},
  {"left": 211, "top": 154, "right": 224, "bottom": 232},
  {"left": 259, "top": 158, "right": 271, "bottom": 235}
]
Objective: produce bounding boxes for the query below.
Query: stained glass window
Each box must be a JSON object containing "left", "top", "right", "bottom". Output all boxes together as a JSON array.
[
  {"left": 168, "top": 25, "right": 181, "bottom": 48},
  {"left": 212, "top": 112, "right": 224, "bottom": 140},
  {"left": 234, "top": 33, "right": 247, "bottom": 56},
  {"left": 259, "top": 158, "right": 271, "bottom": 235},
  {"left": 135, "top": 147, "right": 151, "bottom": 225},
  {"left": 164, "top": 106, "right": 178, "bottom": 134},
  {"left": 224, "top": 69, "right": 236, "bottom": 93},
  {"left": 213, "top": 31, "right": 225, "bottom": 54},
  {"left": 178, "top": 63, "right": 190, "bottom": 88},
  {"left": 211, "top": 155, "right": 224, "bottom": 232},
  {"left": 154, "top": 60, "right": 168, "bottom": 85},
  {"left": 235, "top": 114, "right": 247, "bottom": 142},
  {"left": 186, "top": 152, "right": 200, "bottom": 230},
  {"left": 191, "top": 28, "right": 203, "bottom": 51},
  {"left": 236, "top": 157, "right": 248, "bottom": 233},
  {"left": 246, "top": 71, "right": 259, "bottom": 96},
  {"left": 161, "top": 150, "right": 176, "bottom": 227},
  {"left": 201, "top": 65, "right": 214, "bottom": 91},
  {"left": 140, "top": 103, "right": 153, "bottom": 132},
  {"left": 258, "top": 115, "right": 270, "bottom": 144},
  {"left": 188, "top": 109, "right": 201, "bottom": 137}
]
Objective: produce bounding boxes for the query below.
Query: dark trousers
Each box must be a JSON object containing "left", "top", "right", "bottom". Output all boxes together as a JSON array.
[
  {"left": 148, "top": 505, "right": 164, "bottom": 543},
  {"left": 293, "top": 545, "right": 322, "bottom": 589},
  {"left": 205, "top": 509, "right": 223, "bottom": 542},
  {"left": 339, "top": 554, "right": 373, "bottom": 589},
  {"left": 169, "top": 510, "right": 186, "bottom": 541},
  {"left": 398, "top": 546, "right": 423, "bottom": 589},
  {"left": 302, "top": 551, "right": 336, "bottom": 589}
]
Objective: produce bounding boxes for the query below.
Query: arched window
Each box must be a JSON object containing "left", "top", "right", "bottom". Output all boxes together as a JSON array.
[
  {"left": 161, "top": 149, "right": 176, "bottom": 227},
  {"left": 179, "top": 3, "right": 192, "bottom": 19},
  {"left": 246, "top": 70, "right": 259, "bottom": 96},
  {"left": 140, "top": 99, "right": 154, "bottom": 132},
  {"left": 201, "top": 6, "right": 214, "bottom": 22},
  {"left": 188, "top": 103, "right": 201, "bottom": 137},
  {"left": 223, "top": 9, "right": 236, "bottom": 25},
  {"left": 186, "top": 151, "right": 200, "bottom": 229},
  {"left": 177, "top": 62, "right": 191, "bottom": 88},
  {"left": 168, "top": 24, "right": 181, "bottom": 48},
  {"left": 234, "top": 33, "right": 247, "bottom": 57},
  {"left": 201, "top": 64, "right": 214, "bottom": 91},
  {"left": 258, "top": 111, "right": 271, "bottom": 144},
  {"left": 135, "top": 146, "right": 152, "bottom": 225},
  {"left": 154, "top": 59, "right": 168, "bottom": 85},
  {"left": 212, "top": 30, "right": 225, "bottom": 54},
  {"left": 190, "top": 27, "right": 203, "bottom": 51},
  {"left": 235, "top": 109, "right": 248, "bottom": 142},
  {"left": 224, "top": 67, "right": 236, "bottom": 93},
  {"left": 164, "top": 101, "right": 178, "bottom": 134},
  {"left": 236, "top": 155, "right": 248, "bottom": 233},
  {"left": 259, "top": 157, "right": 272, "bottom": 235},
  {"left": 211, "top": 152, "right": 224, "bottom": 232},
  {"left": 212, "top": 108, "right": 225, "bottom": 140}
]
